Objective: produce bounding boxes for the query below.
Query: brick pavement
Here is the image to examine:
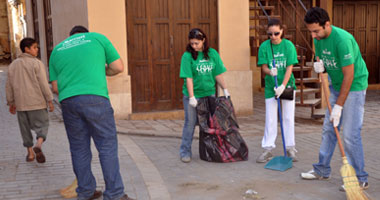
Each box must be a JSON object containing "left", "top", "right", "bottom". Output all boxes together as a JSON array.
[
  {"left": 0, "top": 66, "right": 145, "bottom": 200},
  {"left": 1, "top": 64, "right": 379, "bottom": 200},
  {"left": 116, "top": 90, "right": 380, "bottom": 200}
]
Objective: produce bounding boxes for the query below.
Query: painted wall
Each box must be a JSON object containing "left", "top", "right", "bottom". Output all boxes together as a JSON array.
[
  {"left": 22, "top": 0, "right": 253, "bottom": 118},
  {"left": 218, "top": 0, "right": 253, "bottom": 115},
  {"left": 50, "top": 0, "right": 88, "bottom": 46},
  {"left": 24, "top": 0, "right": 88, "bottom": 67},
  {"left": 87, "top": 0, "right": 131, "bottom": 119}
]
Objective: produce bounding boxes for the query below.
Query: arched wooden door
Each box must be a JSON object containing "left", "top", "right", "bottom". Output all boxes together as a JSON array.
[
  {"left": 126, "top": 0, "right": 218, "bottom": 112},
  {"left": 333, "top": 1, "right": 380, "bottom": 84}
]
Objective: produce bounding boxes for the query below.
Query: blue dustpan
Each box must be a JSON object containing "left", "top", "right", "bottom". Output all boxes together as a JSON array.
[
  {"left": 264, "top": 58, "right": 293, "bottom": 172},
  {"left": 265, "top": 156, "right": 293, "bottom": 171}
]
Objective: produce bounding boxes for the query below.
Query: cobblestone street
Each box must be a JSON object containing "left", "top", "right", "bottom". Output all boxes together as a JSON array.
[{"left": 1, "top": 65, "right": 379, "bottom": 200}]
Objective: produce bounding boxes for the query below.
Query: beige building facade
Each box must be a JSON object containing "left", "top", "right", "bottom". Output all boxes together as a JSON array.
[{"left": 22, "top": 0, "right": 253, "bottom": 119}]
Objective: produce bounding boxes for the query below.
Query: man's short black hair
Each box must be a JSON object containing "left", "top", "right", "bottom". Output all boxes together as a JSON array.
[
  {"left": 304, "top": 7, "right": 330, "bottom": 26},
  {"left": 69, "top": 25, "right": 89, "bottom": 36},
  {"left": 20, "top": 37, "right": 37, "bottom": 53}
]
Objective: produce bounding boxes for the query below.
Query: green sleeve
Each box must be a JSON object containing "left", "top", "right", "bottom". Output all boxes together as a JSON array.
[
  {"left": 257, "top": 41, "right": 268, "bottom": 66},
  {"left": 211, "top": 49, "right": 227, "bottom": 76},
  {"left": 287, "top": 41, "right": 298, "bottom": 66},
  {"left": 314, "top": 39, "right": 320, "bottom": 58},
  {"left": 336, "top": 39, "right": 355, "bottom": 67},
  {"left": 94, "top": 33, "right": 120, "bottom": 64},
  {"left": 179, "top": 52, "right": 193, "bottom": 78},
  {"left": 49, "top": 50, "right": 57, "bottom": 81}
]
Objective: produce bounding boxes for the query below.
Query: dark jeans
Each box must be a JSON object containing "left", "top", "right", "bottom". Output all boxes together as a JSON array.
[{"left": 61, "top": 95, "right": 124, "bottom": 200}]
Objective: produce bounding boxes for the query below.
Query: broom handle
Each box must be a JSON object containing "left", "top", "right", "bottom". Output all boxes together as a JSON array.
[
  {"left": 272, "top": 59, "right": 288, "bottom": 157},
  {"left": 320, "top": 73, "right": 346, "bottom": 158}
]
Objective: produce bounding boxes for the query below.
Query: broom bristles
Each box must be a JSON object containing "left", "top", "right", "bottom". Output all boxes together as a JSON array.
[{"left": 341, "top": 157, "right": 370, "bottom": 200}]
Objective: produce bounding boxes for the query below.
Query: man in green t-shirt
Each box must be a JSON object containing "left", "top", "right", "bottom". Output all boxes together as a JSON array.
[
  {"left": 300, "top": 7, "right": 369, "bottom": 191},
  {"left": 50, "top": 26, "right": 133, "bottom": 200}
]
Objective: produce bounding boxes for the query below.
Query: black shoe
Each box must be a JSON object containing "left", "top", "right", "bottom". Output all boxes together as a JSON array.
[{"left": 120, "top": 194, "right": 136, "bottom": 200}]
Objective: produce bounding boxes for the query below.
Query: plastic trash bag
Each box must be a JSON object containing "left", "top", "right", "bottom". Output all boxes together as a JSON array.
[{"left": 197, "top": 96, "right": 249, "bottom": 162}]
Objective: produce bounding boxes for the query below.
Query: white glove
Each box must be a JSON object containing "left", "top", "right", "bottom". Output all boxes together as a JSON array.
[
  {"left": 274, "top": 84, "right": 285, "bottom": 98},
  {"left": 270, "top": 68, "right": 277, "bottom": 76},
  {"left": 189, "top": 96, "right": 197, "bottom": 107},
  {"left": 313, "top": 60, "right": 325, "bottom": 73},
  {"left": 330, "top": 104, "right": 343, "bottom": 127},
  {"left": 223, "top": 89, "right": 230, "bottom": 97}
]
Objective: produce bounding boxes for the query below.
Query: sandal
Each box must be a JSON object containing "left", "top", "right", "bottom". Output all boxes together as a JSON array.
[
  {"left": 33, "top": 147, "right": 46, "bottom": 163},
  {"left": 26, "top": 154, "right": 35, "bottom": 162}
]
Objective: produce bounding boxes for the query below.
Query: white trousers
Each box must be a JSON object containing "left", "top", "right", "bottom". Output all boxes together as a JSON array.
[{"left": 262, "top": 96, "right": 295, "bottom": 150}]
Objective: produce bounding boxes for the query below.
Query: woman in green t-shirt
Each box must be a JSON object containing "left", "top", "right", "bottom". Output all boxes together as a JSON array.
[
  {"left": 178, "top": 28, "right": 229, "bottom": 163},
  {"left": 256, "top": 19, "right": 298, "bottom": 163}
]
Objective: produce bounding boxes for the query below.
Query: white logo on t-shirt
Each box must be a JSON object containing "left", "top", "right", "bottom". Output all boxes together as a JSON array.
[
  {"left": 196, "top": 59, "right": 214, "bottom": 74},
  {"left": 57, "top": 35, "right": 91, "bottom": 51},
  {"left": 323, "top": 49, "right": 331, "bottom": 55},
  {"left": 344, "top": 53, "right": 352, "bottom": 60}
]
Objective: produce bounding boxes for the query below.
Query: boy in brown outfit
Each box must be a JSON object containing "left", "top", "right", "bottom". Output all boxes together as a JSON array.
[{"left": 5, "top": 37, "right": 54, "bottom": 163}]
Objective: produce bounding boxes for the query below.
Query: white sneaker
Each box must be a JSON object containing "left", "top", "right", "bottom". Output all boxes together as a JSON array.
[
  {"left": 287, "top": 148, "right": 298, "bottom": 162},
  {"left": 339, "top": 182, "right": 369, "bottom": 192},
  {"left": 256, "top": 150, "right": 273, "bottom": 163},
  {"left": 300, "top": 169, "right": 330, "bottom": 180}
]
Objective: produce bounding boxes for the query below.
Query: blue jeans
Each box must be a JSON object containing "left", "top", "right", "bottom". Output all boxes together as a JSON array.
[
  {"left": 313, "top": 87, "right": 368, "bottom": 182},
  {"left": 179, "top": 96, "right": 198, "bottom": 158},
  {"left": 61, "top": 95, "right": 125, "bottom": 200}
]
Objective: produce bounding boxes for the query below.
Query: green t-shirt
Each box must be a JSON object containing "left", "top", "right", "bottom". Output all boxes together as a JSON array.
[
  {"left": 257, "top": 39, "right": 298, "bottom": 99},
  {"left": 49, "top": 32, "right": 120, "bottom": 102},
  {"left": 315, "top": 26, "right": 368, "bottom": 91},
  {"left": 179, "top": 48, "right": 227, "bottom": 98}
]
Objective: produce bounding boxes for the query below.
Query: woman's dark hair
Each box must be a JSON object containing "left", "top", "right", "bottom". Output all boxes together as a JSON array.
[
  {"left": 20, "top": 37, "right": 37, "bottom": 53},
  {"left": 70, "top": 25, "right": 89, "bottom": 36},
  {"left": 186, "top": 28, "right": 209, "bottom": 60},
  {"left": 304, "top": 7, "right": 330, "bottom": 27},
  {"left": 267, "top": 18, "right": 285, "bottom": 39}
]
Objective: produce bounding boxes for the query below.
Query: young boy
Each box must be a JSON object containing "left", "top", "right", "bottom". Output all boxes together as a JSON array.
[{"left": 5, "top": 37, "right": 54, "bottom": 163}]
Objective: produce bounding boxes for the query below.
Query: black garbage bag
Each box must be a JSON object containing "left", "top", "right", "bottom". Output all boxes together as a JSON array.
[{"left": 197, "top": 96, "right": 249, "bottom": 162}]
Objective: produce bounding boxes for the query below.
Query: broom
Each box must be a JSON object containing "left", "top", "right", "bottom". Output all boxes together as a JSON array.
[
  {"left": 319, "top": 70, "right": 370, "bottom": 200},
  {"left": 59, "top": 179, "right": 77, "bottom": 198}
]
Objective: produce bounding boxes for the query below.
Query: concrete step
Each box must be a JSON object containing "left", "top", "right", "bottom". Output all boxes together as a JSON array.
[
  {"left": 295, "top": 77, "right": 320, "bottom": 84},
  {"left": 129, "top": 110, "right": 184, "bottom": 120},
  {"left": 312, "top": 108, "right": 325, "bottom": 119},
  {"left": 296, "top": 88, "right": 320, "bottom": 96},
  {"left": 250, "top": 25, "right": 266, "bottom": 31},
  {"left": 306, "top": 61, "right": 313, "bottom": 67},
  {"left": 293, "top": 66, "right": 312, "bottom": 72},
  {"left": 250, "top": 24, "right": 288, "bottom": 31},
  {"left": 250, "top": 15, "right": 280, "bottom": 20},
  {"left": 296, "top": 98, "right": 321, "bottom": 107},
  {"left": 251, "top": 34, "right": 293, "bottom": 40},
  {"left": 250, "top": 6, "right": 275, "bottom": 11}
]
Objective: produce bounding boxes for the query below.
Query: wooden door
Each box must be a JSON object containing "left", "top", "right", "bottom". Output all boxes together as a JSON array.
[
  {"left": 333, "top": 1, "right": 380, "bottom": 84},
  {"left": 31, "top": 0, "right": 40, "bottom": 58},
  {"left": 276, "top": 0, "right": 313, "bottom": 60},
  {"left": 126, "top": 0, "right": 218, "bottom": 112},
  {"left": 43, "top": 0, "right": 53, "bottom": 62}
]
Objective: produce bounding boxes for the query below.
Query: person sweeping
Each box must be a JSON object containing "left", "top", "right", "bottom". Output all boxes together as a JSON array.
[
  {"left": 300, "top": 7, "right": 370, "bottom": 196},
  {"left": 256, "top": 18, "right": 298, "bottom": 164}
]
